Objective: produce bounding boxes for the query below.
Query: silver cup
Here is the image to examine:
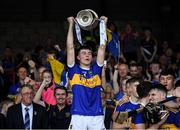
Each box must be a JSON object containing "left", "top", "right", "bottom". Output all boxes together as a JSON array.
[{"left": 76, "top": 9, "right": 99, "bottom": 31}]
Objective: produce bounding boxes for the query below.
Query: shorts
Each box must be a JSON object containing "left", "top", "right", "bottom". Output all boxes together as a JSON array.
[{"left": 69, "top": 115, "right": 105, "bottom": 130}]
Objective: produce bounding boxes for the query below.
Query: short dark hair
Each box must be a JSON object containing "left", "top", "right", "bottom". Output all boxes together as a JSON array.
[
  {"left": 54, "top": 85, "right": 68, "bottom": 96},
  {"left": 150, "top": 61, "right": 160, "bottom": 65},
  {"left": 160, "top": 69, "right": 175, "bottom": 78},
  {"left": 76, "top": 45, "right": 93, "bottom": 56},
  {"left": 150, "top": 83, "right": 167, "bottom": 95},
  {"left": 17, "top": 66, "right": 28, "bottom": 73},
  {"left": 137, "top": 81, "right": 152, "bottom": 99},
  {"left": 126, "top": 77, "right": 142, "bottom": 85},
  {"left": 129, "top": 63, "right": 138, "bottom": 68}
]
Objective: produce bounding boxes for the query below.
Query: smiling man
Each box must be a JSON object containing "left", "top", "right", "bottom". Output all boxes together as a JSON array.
[
  {"left": 6, "top": 84, "right": 48, "bottom": 129},
  {"left": 48, "top": 86, "right": 71, "bottom": 129}
]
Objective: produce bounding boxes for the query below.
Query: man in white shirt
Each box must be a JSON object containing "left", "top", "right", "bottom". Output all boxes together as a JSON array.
[{"left": 6, "top": 84, "right": 48, "bottom": 129}]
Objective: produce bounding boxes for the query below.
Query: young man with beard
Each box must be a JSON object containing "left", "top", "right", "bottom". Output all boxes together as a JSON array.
[
  {"left": 48, "top": 86, "right": 71, "bottom": 129},
  {"left": 33, "top": 82, "right": 71, "bottom": 129}
]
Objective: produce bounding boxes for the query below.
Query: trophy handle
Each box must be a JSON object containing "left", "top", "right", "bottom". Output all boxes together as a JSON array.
[
  {"left": 85, "top": 9, "right": 98, "bottom": 20},
  {"left": 85, "top": 9, "right": 99, "bottom": 30}
]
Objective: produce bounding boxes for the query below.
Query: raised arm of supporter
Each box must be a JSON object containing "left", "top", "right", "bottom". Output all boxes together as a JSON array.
[
  {"left": 113, "top": 64, "right": 120, "bottom": 94},
  {"left": 101, "top": 65, "right": 106, "bottom": 89},
  {"left": 24, "top": 76, "right": 36, "bottom": 86},
  {"left": 33, "top": 79, "right": 46, "bottom": 107},
  {"left": 105, "top": 60, "right": 114, "bottom": 81},
  {"left": 66, "top": 17, "right": 75, "bottom": 66},
  {"left": 54, "top": 44, "right": 66, "bottom": 63},
  {"left": 54, "top": 44, "right": 62, "bottom": 52},
  {"left": 96, "top": 16, "right": 108, "bottom": 65}
]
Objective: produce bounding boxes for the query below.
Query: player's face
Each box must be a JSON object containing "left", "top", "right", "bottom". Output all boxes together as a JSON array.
[
  {"left": 160, "top": 75, "right": 174, "bottom": 91},
  {"left": 149, "top": 89, "right": 165, "bottom": 103},
  {"left": 78, "top": 49, "right": 92, "bottom": 67}
]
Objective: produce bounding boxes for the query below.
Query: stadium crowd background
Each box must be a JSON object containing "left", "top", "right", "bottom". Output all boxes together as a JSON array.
[{"left": 0, "top": 0, "right": 180, "bottom": 129}]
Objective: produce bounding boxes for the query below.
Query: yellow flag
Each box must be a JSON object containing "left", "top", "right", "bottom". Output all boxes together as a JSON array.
[{"left": 48, "top": 56, "right": 64, "bottom": 84}]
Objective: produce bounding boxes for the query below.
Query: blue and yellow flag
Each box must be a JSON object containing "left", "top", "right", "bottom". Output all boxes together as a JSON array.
[{"left": 106, "top": 29, "right": 120, "bottom": 60}]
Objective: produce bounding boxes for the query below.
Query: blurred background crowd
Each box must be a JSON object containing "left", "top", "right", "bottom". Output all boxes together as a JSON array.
[{"left": 0, "top": 0, "right": 180, "bottom": 129}]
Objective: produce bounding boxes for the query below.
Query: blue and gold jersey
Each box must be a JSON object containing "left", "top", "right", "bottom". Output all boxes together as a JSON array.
[
  {"left": 175, "top": 111, "right": 180, "bottom": 128},
  {"left": 116, "top": 100, "right": 141, "bottom": 112},
  {"left": 116, "top": 100, "right": 144, "bottom": 129},
  {"left": 68, "top": 62, "right": 103, "bottom": 116},
  {"left": 160, "top": 109, "right": 179, "bottom": 130}
]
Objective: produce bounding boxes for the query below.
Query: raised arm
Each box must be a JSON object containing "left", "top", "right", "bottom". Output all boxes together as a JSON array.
[
  {"left": 66, "top": 17, "right": 75, "bottom": 66},
  {"left": 113, "top": 64, "right": 120, "bottom": 94},
  {"left": 96, "top": 16, "right": 108, "bottom": 65},
  {"left": 33, "top": 79, "right": 46, "bottom": 107},
  {"left": 101, "top": 66, "right": 106, "bottom": 89}
]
